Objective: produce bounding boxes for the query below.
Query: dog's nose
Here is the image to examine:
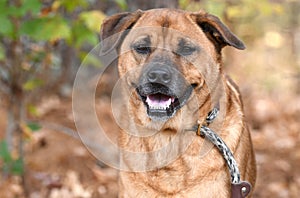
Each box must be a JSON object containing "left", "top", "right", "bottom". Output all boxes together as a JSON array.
[{"left": 147, "top": 67, "right": 172, "bottom": 84}]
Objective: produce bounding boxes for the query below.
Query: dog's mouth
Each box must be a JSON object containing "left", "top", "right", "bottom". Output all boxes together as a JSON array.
[{"left": 136, "top": 83, "right": 194, "bottom": 120}]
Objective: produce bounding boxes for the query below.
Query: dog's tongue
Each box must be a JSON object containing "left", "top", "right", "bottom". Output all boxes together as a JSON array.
[{"left": 146, "top": 94, "right": 174, "bottom": 109}]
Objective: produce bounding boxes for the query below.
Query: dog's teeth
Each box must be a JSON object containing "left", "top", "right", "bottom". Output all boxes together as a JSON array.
[
  {"left": 148, "top": 105, "right": 168, "bottom": 110},
  {"left": 146, "top": 95, "right": 172, "bottom": 110}
]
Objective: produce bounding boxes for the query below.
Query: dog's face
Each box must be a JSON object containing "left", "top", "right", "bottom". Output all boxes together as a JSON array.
[
  {"left": 101, "top": 9, "right": 245, "bottom": 130},
  {"left": 125, "top": 26, "right": 202, "bottom": 121}
]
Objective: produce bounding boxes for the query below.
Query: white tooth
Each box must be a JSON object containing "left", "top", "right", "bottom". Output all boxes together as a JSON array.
[
  {"left": 167, "top": 98, "right": 171, "bottom": 106},
  {"left": 148, "top": 101, "right": 170, "bottom": 110}
]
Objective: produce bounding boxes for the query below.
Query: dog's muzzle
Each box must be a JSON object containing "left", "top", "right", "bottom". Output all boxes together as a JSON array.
[{"left": 136, "top": 65, "right": 194, "bottom": 121}]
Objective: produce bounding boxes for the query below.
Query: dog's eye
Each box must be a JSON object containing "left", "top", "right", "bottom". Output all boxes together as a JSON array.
[
  {"left": 177, "top": 46, "right": 197, "bottom": 56},
  {"left": 133, "top": 44, "right": 151, "bottom": 55}
]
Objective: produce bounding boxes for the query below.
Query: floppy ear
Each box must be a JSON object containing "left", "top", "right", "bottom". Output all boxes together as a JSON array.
[
  {"left": 100, "top": 10, "right": 144, "bottom": 55},
  {"left": 190, "top": 11, "right": 245, "bottom": 50}
]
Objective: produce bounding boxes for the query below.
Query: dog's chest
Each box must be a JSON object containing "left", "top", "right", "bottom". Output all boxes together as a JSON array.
[{"left": 119, "top": 138, "right": 231, "bottom": 197}]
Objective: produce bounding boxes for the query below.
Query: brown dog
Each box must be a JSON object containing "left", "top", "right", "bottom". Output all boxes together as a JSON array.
[{"left": 100, "top": 9, "right": 256, "bottom": 197}]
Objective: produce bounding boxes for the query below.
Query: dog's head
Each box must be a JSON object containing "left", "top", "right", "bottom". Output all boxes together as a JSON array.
[{"left": 100, "top": 9, "right": 244, "bottom": 127}]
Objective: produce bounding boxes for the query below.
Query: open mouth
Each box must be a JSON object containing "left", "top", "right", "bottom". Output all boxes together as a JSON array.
[{"left": 136, "top": 84, "right": 194, "bottom": 120}]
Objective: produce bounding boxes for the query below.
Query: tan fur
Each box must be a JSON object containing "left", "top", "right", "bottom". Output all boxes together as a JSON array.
[{"left": 101, "top": 9, "right": 256, "bottom": 197}]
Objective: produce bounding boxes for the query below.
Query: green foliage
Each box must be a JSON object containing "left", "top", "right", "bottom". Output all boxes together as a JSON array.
[
  {"left": 0, "top": 0, "right": 106, "bottom": 102},
  {"left": 0, "top": 141, "right": 24, "bottom": 175},
  {"left": 58, "top": 0, "right": 88, "bottom": 13},
  {"left": 0, "top": 0, "right": 105, "bottom": 46},
  {"left": 20, "top": 16, "right": 71, "bottom": 41},
  {"left": 205, "top": 0, "right": 226, "bottom": 17},
  {"left": 27, "top": 122, "right": 42, "bottom": 132},
  {"left": 71, "top": 10, "right": 106, "bottom": 47},
  {"left": 11, "top": 158, "right": 24, "bottom": 175},
  {"left": 72, "top": 22, "right": 97, "bottom": 47},
  {"left": 0, "top": 43, "right": 4, "bottom": 61},
  {"left": 0, "top": 16, "right": 13, "bottom": 36},
  {"left": 12, "top": 0, "right": 42, "bottom": 16},
  {"left": 179, "top": 0, "right": 190, "bottom": 10},
  {"left": 23, "top": 78, "right": 44, "bottom": 91},
  {"left": 27, "top": 104, "right": 39, "bottom": 117},
  {"left": 0, "top": 141, "right": 12, "bottom": 163},
  {"left": 0, "top": 0, "right": 42, "bottom": 38},
  {"left": 79, "top": 11, "right": 106, "bottom": 33},
  {"left": 0, "top": 1, "right": 13, "bottom": 37},
  {"left": 114, "top": 0, "right": 128, "bottom": 11}
]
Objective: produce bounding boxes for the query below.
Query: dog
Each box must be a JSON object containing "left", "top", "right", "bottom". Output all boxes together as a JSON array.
[{"left": 100, "top": 8, "right": 256, "bottom": 197}]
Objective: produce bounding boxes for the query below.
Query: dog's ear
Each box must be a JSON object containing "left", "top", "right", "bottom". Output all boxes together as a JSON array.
[
  {"left": 100, "top": 10, "right": 144, "bottom": 55},
  {"left": 190, "top": 11, "right": 245, "bottom": 50}
]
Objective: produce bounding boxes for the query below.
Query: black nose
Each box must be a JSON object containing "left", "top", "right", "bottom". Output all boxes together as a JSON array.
[{"left": 147, "top": 66, "right": 172, "bottom": 84}]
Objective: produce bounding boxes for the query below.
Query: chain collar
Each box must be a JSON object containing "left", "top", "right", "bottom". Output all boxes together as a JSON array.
[{"left": 190, "top": 108, "right": 252, "bottom": 198}]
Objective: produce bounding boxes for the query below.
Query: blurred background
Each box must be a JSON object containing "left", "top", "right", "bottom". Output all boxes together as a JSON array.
[{"left": 0, "top": 0, "right": 299, "bottom": 197}]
